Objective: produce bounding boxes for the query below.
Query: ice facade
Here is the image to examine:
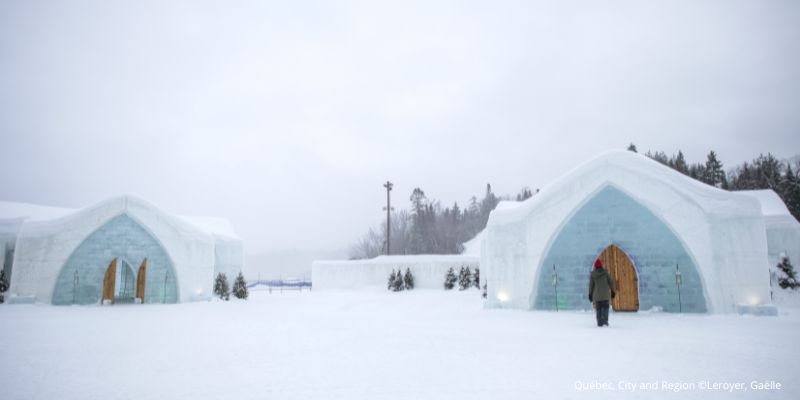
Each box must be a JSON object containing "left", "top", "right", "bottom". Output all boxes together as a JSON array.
[
  {"left": 0, "top": 195, "right": 243, "bottom": 305},
  {"left": 214, "top": 237, "right": 246, "bottom": 282},
  {"left": 741, "top": 190, "right": 800, "bottom": 270},
  {"left": 532, "top": 185, "right": 706, "bottom": 312},
  {"left": 51, "top": 214, "right": 178, "bottom": 305},
  {"left": 483, "top": 150, "right": 789, "bottom": 314}
]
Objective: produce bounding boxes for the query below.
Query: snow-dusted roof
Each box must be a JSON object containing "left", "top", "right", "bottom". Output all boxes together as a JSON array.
[
  {"left": 494, "top": 201, "right": 525, "bottom": 212},
  {"left": 0, "top": 196, "right": 239, "bottom": 238},
  {"left": 489, "top": 149, "right": 764, "bottom": 226},
  {"left": 461, "top": 230, "right": 484, "bottom": 256},
  {"left": 0, "top": 201, "right": 74, "bottom": 221},
  {"left": 180, "top": 216, "right": 240, "bottom": 239},
  {"left": 739, "top": 190, "right": 793, "bottom": 217}
]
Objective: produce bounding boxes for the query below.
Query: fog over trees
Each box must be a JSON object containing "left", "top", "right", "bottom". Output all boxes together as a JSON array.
[{"left": 349, "top": 184, "right": 533, "bottom": 259}]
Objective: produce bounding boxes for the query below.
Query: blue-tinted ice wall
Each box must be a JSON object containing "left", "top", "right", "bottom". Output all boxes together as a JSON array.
[
  {"left": 52, "top": 213, "right": 178, "bottom": 304},
  {"left": 532, "top": 185, "right": 707, "bottom": 312}
]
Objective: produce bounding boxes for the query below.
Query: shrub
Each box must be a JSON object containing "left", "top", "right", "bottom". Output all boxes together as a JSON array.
[
  {"left": 458, "top": 266, "right": 473, "bottom": 290},
  {"left": 232, "top": 272, "right": 249, "bottom": 299},
  {"left": 214, "top": 272, "right": 230, "bottom": 301},
  {"left": 403, "top": 268, "right": 415, "bottom": 290},
  {"left": 444, "top": 268, "right": 457, "bottom": 290}
]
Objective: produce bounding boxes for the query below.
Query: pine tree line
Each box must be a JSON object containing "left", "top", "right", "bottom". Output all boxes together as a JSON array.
[
  {"left": 629, "top": 144, "right": 800, "bottom": 221},
  {"left": 350, "top": 184, "right": 535, "bottom": 259}
]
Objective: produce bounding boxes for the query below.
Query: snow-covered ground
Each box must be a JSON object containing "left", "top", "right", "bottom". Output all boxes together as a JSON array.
[{"left": 1, "top": 289, "right": 798, "bottom": 400}]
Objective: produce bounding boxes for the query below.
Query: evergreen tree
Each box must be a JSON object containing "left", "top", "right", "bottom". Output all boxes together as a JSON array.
[
  {"left": 779, "top": 165, "right": 800, "bottom": 221},
  {"left": 444, "top": 267, "right": 457, "bottom": 290},
  {"left": 688, "top": 163, "right": 705, "bottom": 181},
  {"left": 0, "top": 269, "right": 9, "bottom": 304},
  {"left": 392, "top": 270, "right": 405, "bottom": 292},
  {"left": 515, "top": 187, "right": 533, "bottom": 201},
  {"left": 627, "top": 143, "right": 637, "bottom": 153},
  {"left": 754, "top": 153, "right": 782, "bottom": 190},
  {"left": 473, "top": 267, "right": 480, "bottom": 289},
  {"left": 478, "top": 184, "right": 499, "bottom": 230},
  {"left": 468, "top": 196, "right": 480, "bottom": 216},
  {"left": 673, "top": 150, "right": 688, "bottom": 175},
  {"left": 409, "top": 188, "right": 431, "bottom": 254},
  {"left": 403, "top": 268, "right": 415, "bottom": 290},
  {"left": 703, "top": 151, "right": 726, "bottom": 188},
  {"left": 458, "top": 266, "right": 473, "bottom": 290},
  {"left": 232, "top": 271, "right": 249, "bottom": 300},
  {"left": 777, "top": 256, "right": 799, "bottom": 290},
  {"left": 388, "top": 269, "right": 397, "bottom": 290},
  {"left": 213, "top": 272, "right": 230, "bottom": 301},
  {"left": 730, "top": 161, "right": 756, "bottom": 190},
  {"left": 464, "top": 195, "right": 482, "bottom": 240},
  {"left": 649, "top": 150, "right": 669, "bottom": 166}
]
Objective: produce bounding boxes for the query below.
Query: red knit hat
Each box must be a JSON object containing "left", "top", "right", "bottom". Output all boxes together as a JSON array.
[{"left": 594, "top": 259, "right": 603, "bottom": 269}]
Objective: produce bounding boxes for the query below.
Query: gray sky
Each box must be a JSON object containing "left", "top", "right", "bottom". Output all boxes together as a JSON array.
[{"left": 1, "top": 0, "right": 799, "bottom": 254}]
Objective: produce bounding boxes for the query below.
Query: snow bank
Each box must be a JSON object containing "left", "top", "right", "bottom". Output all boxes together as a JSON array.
[
  {"left": 0, "top": 201, "right": 74, "bottom": 221},
  {"left": 1, "top": 290, "right": 797, "bottom": 400}
]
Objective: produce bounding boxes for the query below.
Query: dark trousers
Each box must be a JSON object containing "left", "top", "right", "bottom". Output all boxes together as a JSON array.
[{"left": 595, "top": 300, "right": 609, "bottom": 326}]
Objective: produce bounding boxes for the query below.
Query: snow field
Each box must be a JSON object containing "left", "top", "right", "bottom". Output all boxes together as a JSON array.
[{"left": 0, "top": 289, "right": 798, "bottom": 400}]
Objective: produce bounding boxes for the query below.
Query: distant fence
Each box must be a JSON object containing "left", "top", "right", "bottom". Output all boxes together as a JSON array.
[{"left": 247, "top": 279, "right": 312, "bottom": 292}]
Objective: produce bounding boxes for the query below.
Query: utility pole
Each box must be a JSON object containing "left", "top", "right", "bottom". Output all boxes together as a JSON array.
[{"left": 383, "top": 181, "right": 394, "bottom": 255}]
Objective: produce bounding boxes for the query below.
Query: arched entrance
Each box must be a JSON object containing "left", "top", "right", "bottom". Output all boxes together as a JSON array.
[
  {"left": 597, "top": 245, "right": 639, "bottom": 312},
  {"left": 532, "top": 185, "right": 707, "bottom": 312},
  {"left": 52, "top": 213, "right": 178, "bottom": 305},
  {"left": 100, "top": 258, "right": 138, "bottom": 305}
]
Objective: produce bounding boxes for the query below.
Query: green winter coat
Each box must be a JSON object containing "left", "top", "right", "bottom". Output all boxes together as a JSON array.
[{"left": 589, "top": 268, "right": 616, "bottom": 302}]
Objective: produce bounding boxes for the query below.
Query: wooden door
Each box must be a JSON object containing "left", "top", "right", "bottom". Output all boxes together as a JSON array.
[
  {"left": 101, "top": 259, "right": 117, "bottom": 305},
  {"left": 136, "top": 258, "right": 147, "bottom": 303},
  {"left": 598, "top": 245, "right": 639, "bottom": 312}
]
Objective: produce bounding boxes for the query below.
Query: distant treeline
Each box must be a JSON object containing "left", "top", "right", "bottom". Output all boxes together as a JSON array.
[
  {"left": 349, "top": 185, "right": 534, "bottom": 259},
  {"left": 628, "top": 143, "right": 800, "bottom": 221},
  {"left": 350, "top": 145, "right": 800, "bottom": 259}
]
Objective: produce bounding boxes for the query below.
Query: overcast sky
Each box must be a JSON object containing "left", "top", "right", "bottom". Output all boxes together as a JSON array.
[{"left": 1, "top": 0, "right": 799, "bottom": 254}]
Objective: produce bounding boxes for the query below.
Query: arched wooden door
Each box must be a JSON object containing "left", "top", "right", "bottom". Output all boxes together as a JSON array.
[
  {"left": 101, "top": 259, "right": 117, "bottom": 305},
  {"left": 597, "top": 245, "right": 639, "bottom": 312},
  {"left": 136, "top": 258, "right": 147, "bottom": 303}
]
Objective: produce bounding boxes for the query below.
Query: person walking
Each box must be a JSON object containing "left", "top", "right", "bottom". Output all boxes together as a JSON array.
[{"left": 589, "top": 259, "right": 616, "bottom": 327}]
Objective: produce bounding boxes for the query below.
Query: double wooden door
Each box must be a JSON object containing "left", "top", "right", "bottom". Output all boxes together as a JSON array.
[{"left": 100, "top": 258, "right": 147, "bottom": 305}]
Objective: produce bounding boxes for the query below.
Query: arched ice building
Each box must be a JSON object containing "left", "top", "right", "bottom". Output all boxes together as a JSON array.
[
  {"left": 483, "top": 150, "right": 799, "bottom": 314},
  {"left": 0, "top": 195, "right": 244, "bottom": 305}
]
